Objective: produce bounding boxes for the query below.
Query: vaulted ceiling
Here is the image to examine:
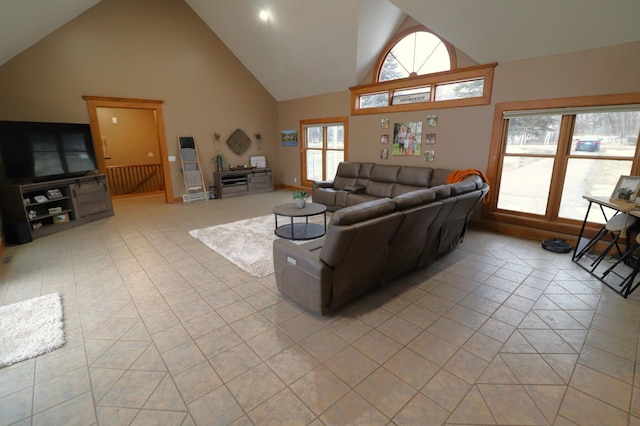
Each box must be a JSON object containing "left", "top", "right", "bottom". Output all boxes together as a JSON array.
[{"left": 2, "top": 0, "right": 640, "bottom": 101}]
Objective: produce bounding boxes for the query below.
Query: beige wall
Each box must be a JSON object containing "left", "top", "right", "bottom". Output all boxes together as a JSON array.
[
  {"left": 277, "top": 41, "right": 640, "bottom": 186},
  {"left": 0, "top": 0, "right": 279, "bottom": 198},
  {"left": 1, "top": 0, "right": 639, "bottom": 198},
  {"left": 97, "top": 108, "right": 159, "bottom": 166}
]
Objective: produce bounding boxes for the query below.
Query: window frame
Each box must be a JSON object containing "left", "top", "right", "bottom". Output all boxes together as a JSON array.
[
  {"left": 300, "top": 116, "right": 348, "bottom": 188},
  {"left": 374, "top": 25, "right": 457, "bottom": 83},
  {"left": 350, "top": 63, "right": 496, "bottom": 115},
  {"left": 485, "top": 92, "right": 640, "bottom": 238}
]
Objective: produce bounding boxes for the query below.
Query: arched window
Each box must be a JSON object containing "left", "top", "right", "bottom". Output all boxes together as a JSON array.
[
  {"left": 351, "top": 25, "right": 493, "bottom": 114},
  {"left": 377, "top": 26, "right": 456, "bottom": 82}
]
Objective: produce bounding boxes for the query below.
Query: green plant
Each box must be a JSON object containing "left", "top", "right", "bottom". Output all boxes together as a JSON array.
[
  {"left": 212, "top": 153, "right": 228, "bottom": 171},
  {"left": 292, "top": 190, "right": 308, "bottom": 200},
  {"left": 617, "top": 188, "right": 634, "bottom": 199}
]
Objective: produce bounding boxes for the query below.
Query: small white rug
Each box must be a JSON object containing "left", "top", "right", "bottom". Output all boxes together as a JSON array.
[
  {"left": 0, "top": 293, "right": 65, "bottom": 368},
  {"left": 190, "top": 214, "right": 322, "bottom": 278}
]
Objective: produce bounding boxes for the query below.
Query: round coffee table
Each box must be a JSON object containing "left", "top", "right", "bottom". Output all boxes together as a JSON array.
[{"left": 273, "top": 202, "right": 327, "bottom": 240}]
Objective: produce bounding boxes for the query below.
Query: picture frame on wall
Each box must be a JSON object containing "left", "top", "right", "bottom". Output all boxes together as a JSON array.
[
  {"left": 425, "top": 133, "right": 436, "bottom": 144},
  {"left": 392, "top": 121, "right": 422, "bottom": 156},
  {"left": 280, "top": 130, "right": 298, "bottom": 147}
]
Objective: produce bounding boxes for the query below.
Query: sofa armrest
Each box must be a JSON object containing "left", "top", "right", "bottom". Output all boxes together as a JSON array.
[
  {"left": 273, "top": 239, "right": 332, "bottom": 314},
  {"left": 313, "top": 180, "right": 334, "bottom": 189}
]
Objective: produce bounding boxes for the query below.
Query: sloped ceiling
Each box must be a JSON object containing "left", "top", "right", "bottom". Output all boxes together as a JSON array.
[{"left": 1, "top": 0, "right": 640, "bottom": 101}]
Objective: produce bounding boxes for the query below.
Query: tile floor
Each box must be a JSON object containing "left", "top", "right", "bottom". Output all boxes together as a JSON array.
[{"left": 1, "top": 190, "right": 640, "bottom": 425}]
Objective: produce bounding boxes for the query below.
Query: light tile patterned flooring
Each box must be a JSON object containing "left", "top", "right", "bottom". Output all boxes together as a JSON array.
[{"left": 1, "top": 190, "right": 640, "bottom": 425}]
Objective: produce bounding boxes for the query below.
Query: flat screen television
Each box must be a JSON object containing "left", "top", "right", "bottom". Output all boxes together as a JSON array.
[{"left": 0, "top": 120, "right": 99, "bottom": 183}]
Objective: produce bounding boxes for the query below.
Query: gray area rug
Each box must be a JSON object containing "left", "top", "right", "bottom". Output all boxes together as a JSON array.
[
  {"left": 189, "top": 214, "right": 323, "bottom": 278},
  {"left": 0, "top": 292, "right": 65, "bottom": 368}
]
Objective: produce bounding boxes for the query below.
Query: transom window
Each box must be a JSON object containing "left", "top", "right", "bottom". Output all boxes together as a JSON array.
[
  {"left": 350, "top": 26, "right": 494, "bottom": 115},
  {"left": 379, "top": 30, "right": 451, "bottom": 82}
]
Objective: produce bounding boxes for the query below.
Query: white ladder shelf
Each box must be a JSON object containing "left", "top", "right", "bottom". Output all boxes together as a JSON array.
[{"left": 178, "top": 136, "right": 208, "bottom": 203}]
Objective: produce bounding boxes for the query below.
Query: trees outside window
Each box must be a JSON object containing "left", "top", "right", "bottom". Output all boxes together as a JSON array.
[{"left": 487, "top": 94, "right": 640, "bottom": 236}]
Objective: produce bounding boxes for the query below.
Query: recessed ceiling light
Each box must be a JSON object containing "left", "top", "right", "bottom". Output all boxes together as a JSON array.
[{"left": 259, "top": 10, "right": 270, "bottom": 21}]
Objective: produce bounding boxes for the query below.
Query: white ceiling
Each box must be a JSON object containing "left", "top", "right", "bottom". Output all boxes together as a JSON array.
[{"left": 2, "top": 0, "right": 640, "bottom": 101}]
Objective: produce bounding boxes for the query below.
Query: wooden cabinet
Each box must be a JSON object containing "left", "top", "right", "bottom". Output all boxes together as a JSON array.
[
  {"left": 214, "top": 168, "right": 273, "bottom": 198},
  {"left": 0, "top": 174, "right": 114, "bottom": 244}
]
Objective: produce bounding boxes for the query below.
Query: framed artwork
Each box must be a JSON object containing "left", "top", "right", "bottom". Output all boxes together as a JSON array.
[
  {"left": 281, "top": 130, "right": 298, "bottom": 147},
  {"left": 426, "top": 115, "right": 438, "bottom": 127},
  {"left": 424, "top": 150, "right": 435, "bottom": 162},
  {"left": 380, "top": 149, "right": 389, "bottom": 160},
  {"left": 380, "top": 134, "right": 389, "bottom": 145},
  {"left": 392, "top": 121, "right": 422, "bottom": 156},
  {"left": 381, "top": 118, "right": 389, "bottom": 129},
  {"left": 425, "top": 133, "right": 436, "bottom": 144},
  {"left": 610, "top": 175, "right": 640, "bottom": 202}
]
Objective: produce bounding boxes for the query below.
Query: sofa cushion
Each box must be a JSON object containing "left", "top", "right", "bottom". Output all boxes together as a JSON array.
[
  {"left": 333, "top": 176, "right": 358, "bottom": 190},
  {"left": 371, "top": 164, "right": 401, "bottom": 182},
  {"left": 462, "top": 174, "right": 484, "bottom": 189},
  {"left": 346, "top": 193, "right": 378, "bottom": 206},
  {"left": 393, "top": 189, "right": 436, "bottom": 211},
  {"left": 397, "top": 166, "right": 433, "bottom": 187},
  {"left": 366, "top": 181, "right": 394, "bottom": 198},
  {"left": 431, "top": 168, "right": 453, "bottom": 186},
  {"left": 329, "top": 198, "right": 395, "bottom": 226},
  {"left": 336, "top": 161, "right": 361, "bottom": 178},
  {"left": 392, "top": 184, "right": 426, "bottom": 197},
  {"left": 312, "top": 187, "right": 337, "bottom": 206},
  {"left": 431, "top": 185, "right": 451, "bottom": 199},
  {"left": 359, "top": 162, "right": 375, "bottom": 179},
  {"left": 449, "top": 179, "right": 477, "bottom": 195},
  {"left": 333, "top": 162, "right": 362, "bottom": 190}
]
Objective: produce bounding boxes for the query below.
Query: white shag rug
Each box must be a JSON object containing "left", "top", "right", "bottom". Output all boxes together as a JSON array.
[
  {"left": 190, "top": 214, "right": 321, "bottom": 278},
  {"left": 0, "top": 293, "right": 65, "bottom": 368}
]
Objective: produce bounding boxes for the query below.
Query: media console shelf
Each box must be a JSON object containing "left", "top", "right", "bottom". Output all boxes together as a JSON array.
[
  {"left": 214, "top": 168, "right": 273, "bottom": 198},
  {"left": 0, "top": 174, "right": 114, "bottom": 244}
]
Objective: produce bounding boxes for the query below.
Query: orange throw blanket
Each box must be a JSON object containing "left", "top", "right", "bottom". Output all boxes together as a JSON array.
[{"left": 446, "top": 169, "right": 490, "bottom": 203}]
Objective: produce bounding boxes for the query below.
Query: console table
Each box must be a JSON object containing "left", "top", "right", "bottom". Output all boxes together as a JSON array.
[
  {"left": 273, "top": 202, "right": 327, "bottom": 240},
  {"left": 0, "top": 174, "right": 114, "bottom": 244},
  {"left": 214, "top": 168, "right": 273, "bottom": 198}
]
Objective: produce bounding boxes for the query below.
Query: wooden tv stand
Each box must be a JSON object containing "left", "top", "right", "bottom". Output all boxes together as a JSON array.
[
  {"left": 214, "top": 168, "right": 273, "bottom": 198},
  {"left": 0, "top": 174, "right": 114, "bottom": 244}
]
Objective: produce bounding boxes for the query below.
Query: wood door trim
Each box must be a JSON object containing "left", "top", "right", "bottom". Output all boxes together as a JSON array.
[{"left": 83, "top": 96, "right": 174, "bottom": 203}]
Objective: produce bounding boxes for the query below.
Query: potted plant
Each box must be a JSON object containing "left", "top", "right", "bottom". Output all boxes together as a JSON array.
[
  {"left": 212, "top": 153, "right": 227, "bottom": 171},
  {"left": 292, "top": 190, "right": 308, "bottom": 208},
  {"left": 617, "top": 187, "right": 634, "bottom": 200}
]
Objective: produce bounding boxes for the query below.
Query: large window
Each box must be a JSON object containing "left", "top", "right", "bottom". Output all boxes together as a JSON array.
[
  {"left": 301, "top": 117, "right": 347, "bottom": 187},
  {"left": 487, "top": 94, "right": 640, "bottom": 236}
]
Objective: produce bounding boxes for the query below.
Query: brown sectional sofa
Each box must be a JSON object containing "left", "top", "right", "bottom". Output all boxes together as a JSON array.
[
  {"left": 311, "top": 161, "right": 454, "bottom": 211},
  {"left": 274, "top": 162, "right": 489, "bottom": 315}
]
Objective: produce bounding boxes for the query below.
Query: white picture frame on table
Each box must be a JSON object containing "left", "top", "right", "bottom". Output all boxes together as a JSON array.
[{"left": 610, "top": 175, "right": 640, "bottom": 202}]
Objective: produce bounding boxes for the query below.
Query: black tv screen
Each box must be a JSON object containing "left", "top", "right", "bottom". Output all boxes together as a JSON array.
[{"left": 0, "top": 121, "right": 98, "bottom": 183}]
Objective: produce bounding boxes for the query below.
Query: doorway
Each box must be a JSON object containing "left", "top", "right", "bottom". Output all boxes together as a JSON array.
[{"left": 84, "top": 96, "right": 174, "bottom": 203}]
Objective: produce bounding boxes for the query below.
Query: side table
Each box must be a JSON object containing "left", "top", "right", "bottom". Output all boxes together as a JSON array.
[{"left": 273, "top": 202, "right": 327, "bottom": 240}]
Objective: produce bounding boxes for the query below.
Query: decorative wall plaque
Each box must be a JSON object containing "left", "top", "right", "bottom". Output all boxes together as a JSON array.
[{"left": 226, "top": 129, "right": 252, "bottom": 156}]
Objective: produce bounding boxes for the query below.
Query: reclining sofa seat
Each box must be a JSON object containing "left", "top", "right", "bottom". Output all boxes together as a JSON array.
[{"left": 274, "top": 198, "right": 402, "bottom": 315}]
